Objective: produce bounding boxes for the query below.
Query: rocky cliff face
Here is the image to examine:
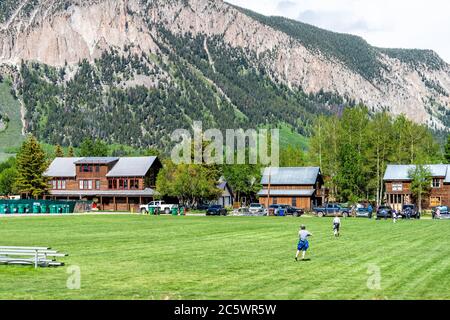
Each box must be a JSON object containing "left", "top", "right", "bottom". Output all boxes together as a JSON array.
[{"left": 0, "top": 0, "right": 449, "bottom": 143}]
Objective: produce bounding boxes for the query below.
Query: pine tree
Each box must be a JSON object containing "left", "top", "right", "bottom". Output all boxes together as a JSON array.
[
  {"left": 67, "top": 146, "right": 75, "bottom": 157},
  {"left": 55, "top": 144, "right": 64, "bottom": 157},
  {"left": 444, "top": 135, "right": 450, "bottom": 163},
  {"left": 14, "top": 135, "right": 49, "bottom": 198}
]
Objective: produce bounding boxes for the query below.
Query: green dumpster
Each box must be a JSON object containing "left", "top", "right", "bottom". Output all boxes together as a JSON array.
[
  {"left": 0, "top": 204, "right": 5, "bottom": 214},
  {"left": 49, "top": 205, "right": 56, "bottom": 214},
  {"left": 40, "top": 204, "right": 48, "bottom": 214},
  {"left": 149, "top": 207, "right": 155, "bottom": 215},
  {"left": 24, "top": 204, "right": 30, "bottom": 214},
  {"left": 32, "top": 203, "right": 40, "bottom": 214},
  {"left": 18, "top": 204, "right": 25, "bottom": 214},
  {"left": 63, "top": 205, "right": 70, "bottom": 214},
  {"left": 179, "top": 207, "right": 185, "bottom": 216},
  {"left": 171, "top": 207, "right": 178, "bottom": 216}
]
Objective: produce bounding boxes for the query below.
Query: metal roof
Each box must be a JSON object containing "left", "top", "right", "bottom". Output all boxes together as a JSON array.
[
  {"left": 74, "top": 157, "right": 119, "bottom": 164},
  {"left": 383, "top": 164, "right": 450, "bottom": 181},
  {"left": 44, "top": 158, "right": 83, "bottom": 177},
  {"left": 49, "top": 188, "right": 156, "bottom": 197},
  {"left": 46, "top": 157, "right": 158, "bottom": 178},
  {"left": 257, "top": 189, "right": 315, "bottom": 197},
  {"left": 260, "top": 167, "right": 320, "bottom": 185},
  {"left": 106, "top": 157, "right": 158, "bottom": 177}
]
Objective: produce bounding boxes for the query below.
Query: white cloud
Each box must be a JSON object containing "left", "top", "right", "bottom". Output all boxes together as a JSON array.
[{"left": 226, "top": 0, "right": 450, "bottom": 63}]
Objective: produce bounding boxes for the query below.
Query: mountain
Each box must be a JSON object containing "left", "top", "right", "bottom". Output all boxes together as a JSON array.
[{"left": 0, "top": 0, "right": 449, "bottom": 151}]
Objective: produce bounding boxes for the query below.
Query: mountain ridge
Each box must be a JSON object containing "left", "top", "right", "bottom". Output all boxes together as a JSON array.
[{"left": 0, "top": 0, "right": 449, "bottom": 150}]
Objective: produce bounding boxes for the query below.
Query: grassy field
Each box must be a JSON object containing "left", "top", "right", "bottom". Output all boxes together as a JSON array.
[
  {"left": 0, "top": 215, "right": 449, "bottom": 300},
  {"left": 0, "top": 80, "right": 23, "bottom": 162}
]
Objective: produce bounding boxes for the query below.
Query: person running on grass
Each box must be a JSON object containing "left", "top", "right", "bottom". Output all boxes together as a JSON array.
[
  {"left": 333, "top": 213, "right": 341, "bottom": 237},
  {"left": 295, "top": 225, "right": 312, "bottom": 261}
]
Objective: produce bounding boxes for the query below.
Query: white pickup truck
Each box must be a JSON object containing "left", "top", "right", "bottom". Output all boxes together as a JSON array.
[{"left": 140, "top": 201, "right": 178, "bottom": 214}]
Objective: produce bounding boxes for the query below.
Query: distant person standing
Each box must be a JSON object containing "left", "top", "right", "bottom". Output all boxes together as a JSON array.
[
  {"left": 368, "top": 204, "right": 373, "bottom": 217},
  {"left": 393, "top": 209, "right": 398, "bottom": 223},
  {"left": 435, "top": 207, "right": 441, "bottom": 219},
  {"left": 295, "top": 225, "right": 312, "bottom": 261},
  {"left": 333, "top": 214, "right": 341, "bottom": 237}
]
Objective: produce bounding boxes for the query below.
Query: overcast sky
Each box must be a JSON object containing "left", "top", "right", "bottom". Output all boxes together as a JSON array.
[{"left": 226, "top": 0, "right": 450, "bottom": 63}]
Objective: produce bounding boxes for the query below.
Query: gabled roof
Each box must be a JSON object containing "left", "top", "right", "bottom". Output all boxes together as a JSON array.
[
  {"left": 106, "top": 157, "right": 158, "bottom": 177},
  {"left": 383, "top": 164, "right": 450, "bottom": 181},
  {"left": 74, "top": 157, "right": 119, "bottom": 164},
  {"left": 44, "top": 157, "right": 83, "bottom": 177},
  {"left": 258, "top": 189, "right": 315, "bottom": 197},
  {"left": 45, "top": 157, "right": 158, "bottom": 178},
  {"left": 260, "top": 167, "right": 321, "bottom": 185},
  {"left": 217, "top": 178, "right": 234, "bottom": 197}
]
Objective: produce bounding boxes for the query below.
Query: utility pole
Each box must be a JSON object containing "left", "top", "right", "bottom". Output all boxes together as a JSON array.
[{"left": 266, "top": 167, "right": 271, "bottom": 216}]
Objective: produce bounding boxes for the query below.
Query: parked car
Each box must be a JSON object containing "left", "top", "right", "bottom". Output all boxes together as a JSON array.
[
  {"left": 376, "top": 205, "right": 394, "bottom": 220},
  {"left": 232, "top": 207, "right": 251, "bottom": 216},
  {"left": 284, "top": 205, "right": 304, "bottom": 217},
  {"left": 398, "top": 204, "right": 420, "bottom": 219},
  {"left": 432, "top": 206, "right": 450, "bottom": 219},
  {"left": 140, "top": 201, "right": 178, "bottom": 214},
  {"left": 355, "top": 207, "right": 373, "bottom": 219},
  {"left": 249, "top": 203, "right": 266, "bottom": 215},
  {"left": 268, "top": 204, "right": 303, "bottom": 217},
  {"left": 313, "top": 203, "right": 351, "bottom": 218},
  {"left": 206, "top": 205, "right": 227, "bottom": 216}
]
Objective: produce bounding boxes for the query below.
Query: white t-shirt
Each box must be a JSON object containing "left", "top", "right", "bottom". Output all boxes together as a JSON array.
[
  {"left": 298, "top": 230, "right": 311, "bottom": 241},
  {"left": 333, "top": 217, "right": 341, "bottom": 225}
]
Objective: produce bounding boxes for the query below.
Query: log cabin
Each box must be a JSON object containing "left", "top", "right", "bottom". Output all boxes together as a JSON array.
[
  {"left": 383, "top": 164, "right": 450, "bottom": 211},
  {"left": 257, "top": 167, "right": 328, "bottom": 210},
  {"left": 44, "top": 157, "right": 162, "bottom": 211}
]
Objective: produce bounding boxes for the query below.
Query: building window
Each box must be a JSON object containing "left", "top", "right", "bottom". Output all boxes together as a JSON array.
[
  {"left": 430, "top": 197, "right": 441, "bottom": 207},
  {"left": 95, "top": 180, "right": 100, "bottom": 190},
  {"left": 292, "top": 197, "right": 297, "bottom": 207},
  {"left": 95, "top": 165, "right": 100, "bottom": 172},
  {"left": 392, "top": 183, "right": 403, "bottom": 192},
  {"left": 273, "top": 197, "right": 278, "bottom": 204},
  {"left": 130, "top": 179, "right": 139, "bottom": 189},
  {"left": 51, "top": 179, "right": 66, "bottom": 190},
  {"left": 389, "top": 194, "right": 404, "bottom": 204},
  {"left": 432, "top": 178, "right": 441, "bottom": 188},
  {"left": 79, "top": 180, "right": 93, "bottom": 190}
]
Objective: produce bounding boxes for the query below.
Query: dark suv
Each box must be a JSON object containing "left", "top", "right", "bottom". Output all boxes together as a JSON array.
[
  {"left": 399, "top": 204, "right": 420, "bottom": 219},
  {"left": 206, "top": 205, "right": 227, "bottom": 216},
  {"left": 269, "top": 204, "right": 304, "bottom": 217},
  {"left": 376, "top": 205, "right": 394, "bottom": 220}
]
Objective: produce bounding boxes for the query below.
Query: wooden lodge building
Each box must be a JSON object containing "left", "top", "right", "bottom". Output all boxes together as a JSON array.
[
  {"left": 258, "top": 167, "right": 328, "bottom": 210},
  {"left": 44, "top": 157, "right": 162, "bottom": 211},
  {"left": 383, "top": 164, "right": 450, "bottom": 211}
]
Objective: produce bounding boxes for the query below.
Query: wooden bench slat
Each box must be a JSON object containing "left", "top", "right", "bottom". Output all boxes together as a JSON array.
[{"left": 0, "top": 246, "right": 51, "bottom": 250}]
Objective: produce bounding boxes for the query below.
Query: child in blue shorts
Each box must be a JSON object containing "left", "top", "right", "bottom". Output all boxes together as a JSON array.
[{"left": 295, "top": 225, "right": 312, "bottom": 261}]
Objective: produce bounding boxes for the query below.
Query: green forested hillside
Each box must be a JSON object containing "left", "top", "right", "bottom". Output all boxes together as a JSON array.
[
  {"left": 0, "top": 79, "right": 23, "bottom": 161},
  {"left": 16, "top": 28, "right": 348, "bottom": 152}
]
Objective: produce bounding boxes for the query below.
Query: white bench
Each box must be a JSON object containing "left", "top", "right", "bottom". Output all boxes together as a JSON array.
[{"left": 0, "top": 246, "right": 68, "bottom": 268}]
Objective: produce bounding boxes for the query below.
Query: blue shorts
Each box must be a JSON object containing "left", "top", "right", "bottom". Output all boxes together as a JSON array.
[{"left": 297, "top": 239, "right": 309, "bottom": 251}]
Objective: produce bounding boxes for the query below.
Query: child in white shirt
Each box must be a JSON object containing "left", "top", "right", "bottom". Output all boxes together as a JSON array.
[{"left": 333, "top": 214, "right": 341, "bottom": 237}]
